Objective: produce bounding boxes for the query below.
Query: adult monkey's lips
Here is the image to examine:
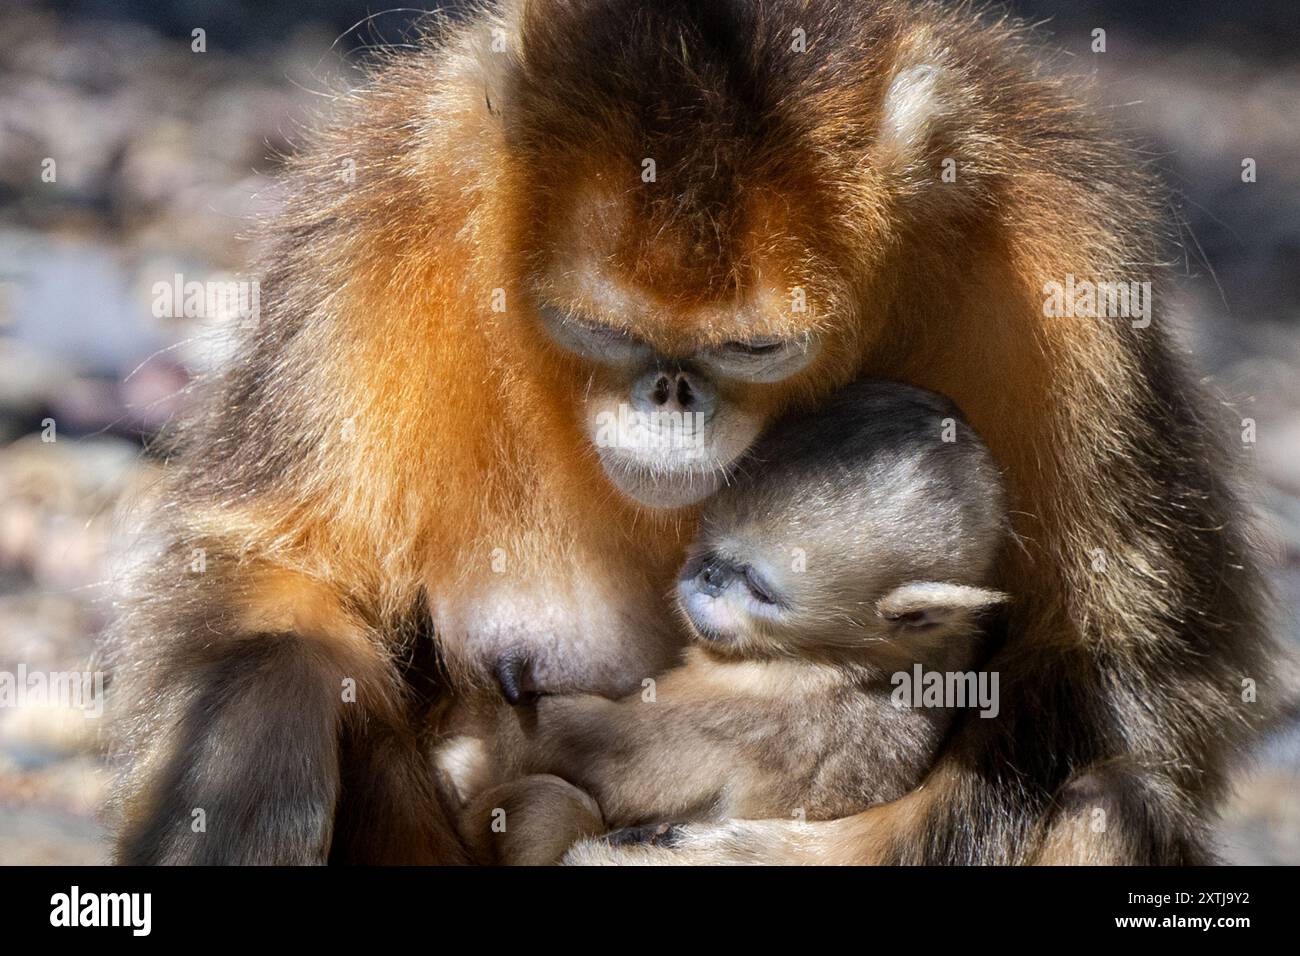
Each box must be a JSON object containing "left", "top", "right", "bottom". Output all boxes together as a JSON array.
[{"left": 596, "top": 450, "right": 727, "bottom": 508}]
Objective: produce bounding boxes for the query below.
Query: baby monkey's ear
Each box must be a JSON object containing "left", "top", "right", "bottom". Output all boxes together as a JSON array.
[{"left": 876, "top": 583, "right": 1009, "bottom": 630}]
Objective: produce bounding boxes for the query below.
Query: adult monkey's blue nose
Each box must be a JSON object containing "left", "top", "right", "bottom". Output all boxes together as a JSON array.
[{"left": 630, "top": 366, "right": 717, "bottom": 421}]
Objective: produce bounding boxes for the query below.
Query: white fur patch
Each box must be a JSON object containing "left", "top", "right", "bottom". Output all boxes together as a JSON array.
[
  {"left": 433, "top": 735, "right": 490, "bottom": 807},
  {"left": 562, "top": 818, "right": 810, "bottom": 865},
  {"left": 881, "top": 64, "right": 945, "bottom": 157}
]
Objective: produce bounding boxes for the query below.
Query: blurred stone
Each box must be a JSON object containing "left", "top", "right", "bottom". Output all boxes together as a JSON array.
[
  {"left": 0, "top": 435, "right": 146, "bottom": 589},
  {"left": 1218, "top": 711, "right": 1300, "bottom": 865},
  {"left": 0, "top": 805, "right": 108, "bottom": 865}
]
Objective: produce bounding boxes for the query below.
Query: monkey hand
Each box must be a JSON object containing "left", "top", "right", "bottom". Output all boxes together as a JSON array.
[
  {"left": 561, "top": 791, "right": 925, "bottom": 865},
  {"left": 460, "top": 774, "right": 605, "bottom": 865},
  {"left": 603, "top": 822, "right": 684, "bottom": 848},
  {"left": 562, "top": 816, "right": 847, "bottom": 865}
]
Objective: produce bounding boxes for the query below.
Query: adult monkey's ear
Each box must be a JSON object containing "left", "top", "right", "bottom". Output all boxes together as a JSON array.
[
  {"left": 879, "top": 62, "right": 951, "bottom": 162},
  {"left": 873, "top": 31, "right": 983, "bottom": 206},
  {"left": 876, "top": 582, "right": 1008, "bottom": 629}
]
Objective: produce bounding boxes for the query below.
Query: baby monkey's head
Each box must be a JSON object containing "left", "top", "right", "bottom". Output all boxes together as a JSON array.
[{"left": 676, "top": 381, "right": 1008, "bottom": 661}]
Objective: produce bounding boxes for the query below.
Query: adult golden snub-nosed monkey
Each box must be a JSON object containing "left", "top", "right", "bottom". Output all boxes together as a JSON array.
[{"left": 109, "top": 0, "right": 1274, "bottom": 865}]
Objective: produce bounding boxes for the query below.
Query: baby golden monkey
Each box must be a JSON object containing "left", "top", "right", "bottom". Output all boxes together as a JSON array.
[
  {"left": 442, "top": 381, "right": 1010, "bottom": 864},
  {"left": 109, "top": 0, "right": 1274, "bottom": 864}
]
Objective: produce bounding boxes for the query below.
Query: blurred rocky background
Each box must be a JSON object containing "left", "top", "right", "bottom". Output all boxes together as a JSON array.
[{"left": 0, "top": 0, "right": 1296, "bottom": 864}]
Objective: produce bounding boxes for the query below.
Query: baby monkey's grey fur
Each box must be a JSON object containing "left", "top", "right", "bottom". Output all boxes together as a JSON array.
[{"left": 437, "top": 381, "right": 1009, "bottom": 864}]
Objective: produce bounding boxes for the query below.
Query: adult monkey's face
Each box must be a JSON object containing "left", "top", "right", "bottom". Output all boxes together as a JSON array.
[
  {"left": 489, "top": 0, "right": 897, "bottom": 510},
  {"left": 557, "top": 320, "right": 817, "bottom": 508},
  {"left": 514, "top": 179, "right": 859, "bottom": 509},
  {"left": 531, "top": 237, "right": 823, "bottom": 507}
]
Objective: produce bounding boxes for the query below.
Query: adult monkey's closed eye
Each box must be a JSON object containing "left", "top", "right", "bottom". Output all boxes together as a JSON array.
[{"left": 536, "top": 303, "right": 651, "bottom": 367}]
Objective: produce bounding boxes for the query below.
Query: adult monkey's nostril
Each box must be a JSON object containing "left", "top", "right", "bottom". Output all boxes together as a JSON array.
[
  {"left": 676, "top": 374, "right": 694, "bottom": 408},
  {"left": 630, "top": 366, "right": 717, "bottom": 420},
  {"left": 675, "top": 370, "right": 716, "bottom": 420},
  {"left": 652, "top": 373, "right": 672, "bottom": 406}
]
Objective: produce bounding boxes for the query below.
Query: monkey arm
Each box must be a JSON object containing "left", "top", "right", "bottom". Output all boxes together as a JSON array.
[
  {"left": 563, "top": 636, "right": 1248, "bottom": 865},
  {"left": 113, "top": 628, "right": 344, "bottom": 865},
  {"left": 1032, "top": 759, "right": 1211, "bottom": 865},
  {"left": 110, "top": 557, "right": 462, "bottom": 864},
  {"left": 501, "top": 691, "right": 760, "bottom": 827},
  {"left": 567, "top": 748, "right": 1214, "bottom": 866}
]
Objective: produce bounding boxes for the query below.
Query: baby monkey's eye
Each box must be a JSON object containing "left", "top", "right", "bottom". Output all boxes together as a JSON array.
[{"left": 743, "top": 566, "right": 780, "bottom": 605}]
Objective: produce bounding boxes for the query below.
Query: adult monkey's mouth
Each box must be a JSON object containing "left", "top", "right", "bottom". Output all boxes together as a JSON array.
[{"left": 596, "top": 450, "right": 731, "bottom": 508}]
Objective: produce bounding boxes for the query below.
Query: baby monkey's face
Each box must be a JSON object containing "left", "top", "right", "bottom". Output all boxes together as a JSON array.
[
  {"left": 674, "top": 381, "right": 1010, "bottom": 662},
  {"left": 676, "top": 530, "right": 826, "bottom": 658},
  {"left": 675, "top": 494, "right": 896, "bottom": 658}
]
